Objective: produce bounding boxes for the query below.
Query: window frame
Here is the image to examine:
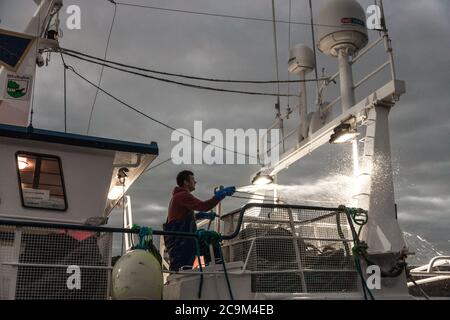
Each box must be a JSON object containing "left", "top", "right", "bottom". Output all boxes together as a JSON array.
[{"left": 15, "top": 151, "right": 68, "bottom": 212}]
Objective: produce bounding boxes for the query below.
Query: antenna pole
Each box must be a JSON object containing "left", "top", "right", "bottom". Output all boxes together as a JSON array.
[
  {"left": 337, "top": 48, "right": 356, "bottom": 112},
  {"left": 308, "top": 0, "right": 320, "bottom": 106},
  {"left": 298, "top": 71, "right": 308, "bottom": 142},
  {"left": 378, "top": 0, "right": 397, "bottom": 81}
]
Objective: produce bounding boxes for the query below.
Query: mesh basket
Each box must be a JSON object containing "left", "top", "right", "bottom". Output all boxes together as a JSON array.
[{"left": 222, "top": 204, "right": 359, "bottom": 293}]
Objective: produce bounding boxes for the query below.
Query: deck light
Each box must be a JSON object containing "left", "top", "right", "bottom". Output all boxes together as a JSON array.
[
  {"left": 329, "top": 123, "right": 359, "bottom": 144},
  {"left": 252, "top": 172, "right": 274, "bottom": 186}
]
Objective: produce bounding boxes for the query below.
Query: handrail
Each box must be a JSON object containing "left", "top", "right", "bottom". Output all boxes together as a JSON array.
[
  {"left": 0, "top": 203, "right": 348, "bottom": 242},
  {"left": 410, "top": 256, "right": 450, "bottom": 273},
  {"left": 353, "top": 60, "right": 391, "bottom": 90},
  {"left": 427, "top": 256, "right": 450, "bottom": 273},
  {"left": 0, "top": 218, "right": 197, "bottom": 238},
  {"left": 318, "top": 36, "right": 389, "bottom": 115},
  {"left": 219, "top": 203, "right": 344, "bottom": 240},
  {"left": 351, "top": 36, "right": 384, "bottom": 64}
]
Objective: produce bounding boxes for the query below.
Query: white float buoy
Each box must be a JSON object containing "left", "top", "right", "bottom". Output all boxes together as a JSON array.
[{"left": 111, "top": 249, "right": 163, "bottom": 300}]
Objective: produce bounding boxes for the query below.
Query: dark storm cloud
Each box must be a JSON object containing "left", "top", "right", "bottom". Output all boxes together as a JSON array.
[{"left": 2, "top": 0, "right": 449, "bottom": 253}]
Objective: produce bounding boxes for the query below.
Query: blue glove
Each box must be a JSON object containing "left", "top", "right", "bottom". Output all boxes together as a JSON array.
[
  {"left": 195, "top": 212, "right": 217, "bottom": 220},
  {"left": 224, "top": 186, "right": 236, "bottom": 196},
  {"left": 214, "top": 186, "right": 236, "bottom": 200}
]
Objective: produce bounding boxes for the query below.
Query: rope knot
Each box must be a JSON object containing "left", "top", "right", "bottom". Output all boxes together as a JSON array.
[
  {"left": 196, "top": 229, "right": 222, "bottom": 248},
  {"left": 132, "top": 224, "right": 153, "bottom": 250}
]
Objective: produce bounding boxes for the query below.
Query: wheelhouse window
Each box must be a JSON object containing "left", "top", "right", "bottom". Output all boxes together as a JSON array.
[{"left": 16, "top": 152, "right": 67, "bottom": 211}]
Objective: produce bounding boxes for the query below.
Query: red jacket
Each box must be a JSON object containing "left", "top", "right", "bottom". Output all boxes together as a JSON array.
[{"left": 167, "top": 187, "right": 219, "bottom": 223}]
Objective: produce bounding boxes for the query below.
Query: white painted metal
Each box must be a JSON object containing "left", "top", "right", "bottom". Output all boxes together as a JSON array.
[
  {"left": 288, "top": 44, "right": 315, "bottom": 75},
  {"left": 0, "top": 0, "right": 59, "bottom": 127},
  {"left": 288, "top": 44, "right": 314, "bottom": 143},
  {"left": 337, "top": 49, "right": 356, "bottom": 111},
  {"left": 0, "top": 136, "right": 115, "bottom": 224},
  {"left": 298, "top": 71, "right": 309, "bottom": 141},
  {"left": 351, "top": 36, "right": 384, "bottom": 64},
  {"left": 105, "top": 153, "right": 157, "bottom": 215},
  {"left": 410, "top": 256, "right": 450, "bottom": 273},
  {"left": 163, "top": 262, "right": 253, "bottom": 300},
  {"left": 267, "top": 80, "right": 406, "bottom": 175},
  {"left": 316, "top": 0, "right": 368, "bottom": 57},
  {"left": 407, "top": 276, "right": 450, "bottom": 287},
  {"left": 358, "top": 105, "right": 406, "bottom": 254},
  {"left": 122, "top": 196, "right": 134, "bottom": 252}
]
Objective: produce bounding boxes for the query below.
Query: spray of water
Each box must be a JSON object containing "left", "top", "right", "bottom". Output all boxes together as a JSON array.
[
  {"left": 236, "top": 139, "right": 368, "bottom": 208},
  {"left": 238, "top": 174, "right": 359, "bottom": 207},
  {"left": 352, "top": 140, "right": 360, "bottom": 177}
]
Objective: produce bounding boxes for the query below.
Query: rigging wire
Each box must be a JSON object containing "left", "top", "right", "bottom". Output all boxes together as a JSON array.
[
  {"left": 144, "top": 157, "right": 173, "bottom": 173},
  {"left": 65, "top": 63, "right": 258, "bottom": 160},
  {"left": 271, "top": 0, "right": 281, "bottom": 101},
  {"left": 56, "top": 47, "right": 325, "bottom": 84},
  {"left": 271, "top": 0, "right": 285, "bottom": 153},
  {"left": 308, "top": 0, "right": 320, "bottom": 102},
  {"left": 61, "top": 51, "right": 299, "bottom": 97},
  {"left": 29, "top": 8, "right": 42, "bottom": 128},
  {"left": 114, "top": 1, "right": 379, "bottom": 32},
  {"left": 87, "top": 1, "right": 117, "bottom": 135},
  {"left": 287, "top": 0, "right": 292, "bottom": 109},
  {"left": 60, "top": 52, "right": 68, "bottom": 132}
]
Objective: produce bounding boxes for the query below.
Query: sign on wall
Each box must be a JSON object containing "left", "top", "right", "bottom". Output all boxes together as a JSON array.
[{"left": 4, "top": 73, "right": 33, "bottom": 101}]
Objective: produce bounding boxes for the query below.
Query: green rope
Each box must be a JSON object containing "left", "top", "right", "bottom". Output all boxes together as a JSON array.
[
  {"left": 338, "top": 206, "right": 375, "bottom": 300},
  {"left": 133, "top": 225, "right": 153, "bottom": 250},
  {"left": 342, "top": 206, "right": 368, "bottom": 238},
  {"left": 194, "top": 237, "right": 204, "bottom": 299},
  {"left": 352, "top": 242, "right": 375, "bottom": 300},
  {"left": 130, "top": 225, "right": 163, "bottom": 266},
  {"left": 195, "top": 229, "right": 234, "bottom": 300}
]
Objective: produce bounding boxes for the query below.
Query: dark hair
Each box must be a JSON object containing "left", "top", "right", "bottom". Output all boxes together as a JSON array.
[{"left": 176, "top": 170, "right": 194, "bottom": 187}]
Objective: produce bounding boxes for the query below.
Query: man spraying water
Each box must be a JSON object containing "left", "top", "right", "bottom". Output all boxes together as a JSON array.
[{"left": 163, "top": 170, "right": 235, "bottom": 271}]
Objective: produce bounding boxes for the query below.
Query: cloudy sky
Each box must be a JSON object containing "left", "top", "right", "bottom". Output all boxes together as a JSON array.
[{"left": 1, "top": 0, "right": 449, "bottom": 255}]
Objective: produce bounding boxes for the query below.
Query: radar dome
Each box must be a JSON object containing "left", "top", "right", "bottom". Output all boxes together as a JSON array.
[
  {"left": 288, "top": 44, "right": 315, "bottom": 75},
  {"left": 111, "top": 249, "right": 163, "bottom": 300},
  {"left": 316, "top": 0, "right": 368, "bottom": 57}
]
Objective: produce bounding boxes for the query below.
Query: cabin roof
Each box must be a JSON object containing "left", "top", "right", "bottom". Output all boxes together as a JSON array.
[{"left": 0, "top": 124, "right": 159, "bottom": 155}]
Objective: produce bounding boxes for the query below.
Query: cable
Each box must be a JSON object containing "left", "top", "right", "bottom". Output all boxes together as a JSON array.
[
  {"left": 57, "top": 47, "right": 325, "bottom": 85},
  {"left": 407, "top": 276, "right": 431, "bottom": 300},
  {"left": 29, "top": 7, "right": 42, "bottom": 128},
  {"left": 308, "top": 0, "right": 320, "bottom": 101},
  {"left": 144, "top": 157, "right": 173, "bottom": 173},
  {"left": 66, "top": 64, "right": 257, "bottom": 160},
  {"left": 287, "top": 0, "right": 292, "bottom": 109},
  {"left": 271, "top": 0, "right": 285, "bottom": 153},
  {"left": 60, "top": 52, "right": 68, "bottom": 132},
  {"left": 87, "top": 1, "right": 117, "bottom": 135},
  {"left": 62, "top": 51, "right": 298, "bottom": 97},
  {"left": 406, "top": 265, "right": 431, "bottom": 300},
  {"left": 115, "top": 2, "right": 379, "bottom": 32},
  {"left": 271, "top": 0, "right": 281, "bottom": 100}
]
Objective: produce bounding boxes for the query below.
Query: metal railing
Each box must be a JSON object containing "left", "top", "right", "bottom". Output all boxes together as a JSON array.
[
  {"left": 1, "top": 204, "right": 361, "bottom": 298},
  {"left": 220, "top": 204, "right": 359, "bottom": 293}
]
